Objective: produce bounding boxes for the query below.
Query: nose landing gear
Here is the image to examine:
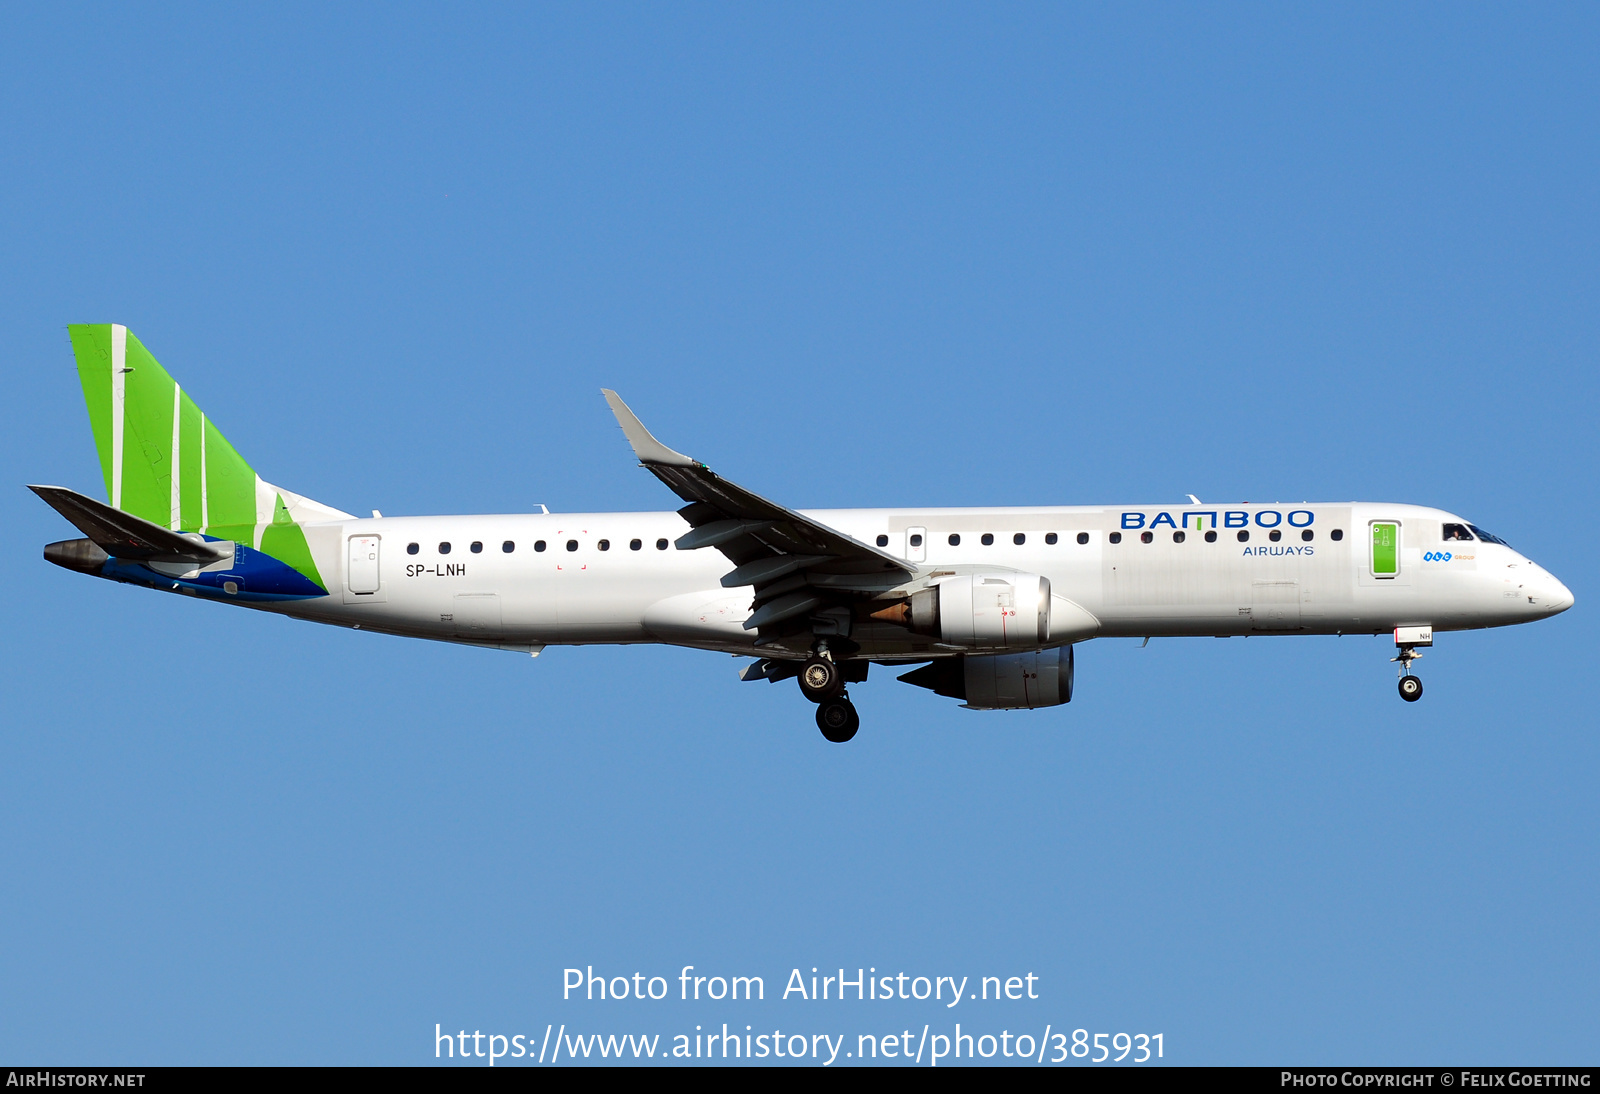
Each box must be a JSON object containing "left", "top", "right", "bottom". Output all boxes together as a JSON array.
[{"left": 1392, "top": 641, "right": 1425, "bottom": 702}]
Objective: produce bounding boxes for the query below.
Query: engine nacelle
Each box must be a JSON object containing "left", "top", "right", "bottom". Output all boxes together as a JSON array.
[
  {"left": 898, "top": 646, "right": 1075, "bottom": 709},
  {"left": 907, "top": 573, "right": 1051, "bottom": 648}
]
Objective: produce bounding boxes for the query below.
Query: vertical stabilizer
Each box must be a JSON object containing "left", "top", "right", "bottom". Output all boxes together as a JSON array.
[{"left": 65, "top": 324, "right": 349, "bottom": 591}]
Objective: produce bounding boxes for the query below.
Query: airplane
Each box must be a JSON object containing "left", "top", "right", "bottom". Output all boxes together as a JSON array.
[{"left": 32, "top": 325, "right": 1575, "bottom": 742}]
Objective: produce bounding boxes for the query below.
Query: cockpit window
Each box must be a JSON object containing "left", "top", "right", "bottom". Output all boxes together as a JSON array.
[
  {"left": 1468, "top": 524, "right": 1511, "bottom": 547},
  {"left": 1442, "top": 523, "right": 1475, "bottom": 542}
]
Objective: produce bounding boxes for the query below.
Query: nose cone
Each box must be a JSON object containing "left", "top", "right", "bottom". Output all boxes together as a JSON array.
[{"left": 1549, "top": 576, "right": 1575, "bottom": 615}]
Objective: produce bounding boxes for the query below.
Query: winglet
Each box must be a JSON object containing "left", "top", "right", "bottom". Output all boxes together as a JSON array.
[{"left": 601, "top": 390, "right": 697, "bottom": 467}]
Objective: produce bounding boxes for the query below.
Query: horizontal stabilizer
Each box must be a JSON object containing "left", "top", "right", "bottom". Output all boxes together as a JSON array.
[{"left": 29, "top": 485, "right": 229, "bottom": 564}]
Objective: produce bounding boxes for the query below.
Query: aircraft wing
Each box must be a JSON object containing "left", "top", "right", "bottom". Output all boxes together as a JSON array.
[
  {"left": 602, "top": 391, "right": 914, "bottom": 640},
  {"left": 29, "top": 485, "right": 229, "bottom": 564}
]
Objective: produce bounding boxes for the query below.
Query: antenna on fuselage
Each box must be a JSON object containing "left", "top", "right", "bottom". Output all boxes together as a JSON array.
[{"left": 1186, "top": 494, "right": 1202, "bottom": 505}]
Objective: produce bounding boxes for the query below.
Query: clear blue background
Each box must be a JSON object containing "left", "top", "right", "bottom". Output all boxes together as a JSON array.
[{"left": 2, "top": 3, "right": 1595, "bottom": 1065}]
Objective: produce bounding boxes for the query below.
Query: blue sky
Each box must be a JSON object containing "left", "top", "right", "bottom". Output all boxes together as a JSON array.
[{"left": 2, "top": 4, "right": 1596, "bottom": 1065}]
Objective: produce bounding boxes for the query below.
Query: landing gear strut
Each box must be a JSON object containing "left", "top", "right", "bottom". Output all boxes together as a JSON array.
[{"left": 816, "top": 693, "right": 859, "bottom": 743}]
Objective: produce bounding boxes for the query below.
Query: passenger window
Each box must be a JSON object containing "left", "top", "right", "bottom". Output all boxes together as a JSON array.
[
  {"left": 470, "top": 541, "right": 483, "bottom": 553},
  {"left": 1045, "top": 533, "right": 1058, "bottom": 545},
  {"left": 1301, "top": 529, "right": 1314, "bottom": 542},
  {"left": 535, "top": 540, "right": 547, "bottom": 552},
  {"left": 1013, "top": 533, "right": 1026, "bottom": 545},
  {"left": 598, "top": 539, "right": 610, "bottom": 551},
  {"left": 1269, "top": 530, "right": 1282, "bottom": 542},
  {"left": 657, "top": 538, "right": 669, "bottom": 550},
  {"left": 502, "top": 541, "right": 515, "bottom": 553},
  {"left": 1331, "top": 529, "right": 1344, "bottom": 541},
  {"left": 1237, "top": 530, "right": 1250, "bottom": 543},
  {"left": 1076, "top": 532, "right": 1089, "bottom": 545},
  {"left": 1140, "top": 531, "right": 1153, "bottom": 544},
  {"left": 630, "top": 538, "right": 642, "bottom": 551},
  {"left": 1442, "top": 523, "right": 1474, "bottom": 542},
  {"left": 910, "top": 533, "right": 923, "bottom": 547},
  {"left": 981, "top": 533, "right": 995, "bottom": 546},
  {"left": 948, "top": 534, "right": 961, "bottom": 546},
  {"left": 876, "top": 534, "right": 889, "bottom": 547},
  {"left": 1109, "top": 532, "right": 1122, "bottom": 544},
  {"left": 1173, "top": 531, "right": 1185, "bottom": 543},
  {"left": 1205, "top": 530, "right": 1217, "bottom": 543},
  {"left": 406, "top": 542, "right": 419, "bottom": 555},
  {"left": 566, "top": 540, "right": 578, "bottom": 552},
  {"left": 439, "top": 542, "right": 451, "bottom": 555}
]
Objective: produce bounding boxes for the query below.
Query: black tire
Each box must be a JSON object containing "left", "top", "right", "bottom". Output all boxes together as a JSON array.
[
  {"left": 1398, "top": 675, "right": 1423, "bottom": 702},
  {"left": 816, "top": 697, "right": 859, "bottom": 743},
  {"left": 798, "top": 656, "right": 844, "bottom": 702}
]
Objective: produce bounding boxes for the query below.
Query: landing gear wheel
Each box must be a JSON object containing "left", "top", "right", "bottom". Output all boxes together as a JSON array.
[
  {"left": 1398, "top": 675, "right": 1423, "bottom": 702},
  {"left": 816, "top": 697, "right": 859, "bottom": 743},
  {"left": 798, "top": 656, "right": 845, "bottom": 703}
]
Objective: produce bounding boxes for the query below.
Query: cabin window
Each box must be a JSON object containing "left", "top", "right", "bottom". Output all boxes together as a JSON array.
[
  {"left": 876, "top": 534, "right": 889, "bottom": 547},
  {"left": 439, "top": 542, "right": 451, "bottom": 554},
  {"left": 1173, "top": 531, "right": 1185, "bottom": 543},
  {"left": 406, "top": 542, "right": 419, "bottom": 555},
  {"left": 1301, "top": 529, "right": 1314, "bottom": 542},
  {"left": 1076, "top": 532, "right": 1089, "bottom": 545},
  {"left": 502, "top": 541, "right": 515, "bottom": 553},
  {"left": 1205, "top": 530, "right": 1217, "bottom": 542},
  {"left": 657, "top": 538, "right": 669, "bottom": 550},
  {"left": 1269, "top": 530, "right": 1282, "bottom": 542},
  {"left": 1140, "top": 531, "right": 1153, "bottom": 544},
  {"left": 1237, "top": 530, "right": 1250, "bottom": 542},
  {"left": 566, "top": 540, "right": 578, "bottom": 552},
  {"left": 534, "top": 540, "right": 547, "bottom": 552},
  {"left": 1046, "top": 533, "right": 1058, "bottom": 545},
  {"left": 948, "top": 534, "right": 961, "bottom": 546},
  {"left": 910, "top": 533, "right": 923, "bottom": 547},
  {"left": 1442, "top": 523, "right": 1474, "bottom": 542},
  {"left": 1331, "top": 529, "right": 1344, "bottom": 541},
  {"left": 598, "top": 539, "right": 610, "bottom": 551},
  {"left": 981, "top": 533, "right": 995, "bottom": 546},
  {"left": 1014, "top": 533, "right": 1026, "bottom": 545},
  {"left": 630, "top": 538, "right": 642, "bottom": 551},
  {"left": 470, "top": 541, "right": 483, "bottom": 553},
  {"left": 1109, "top": 532, "right": 1122, "bottom": 544}
]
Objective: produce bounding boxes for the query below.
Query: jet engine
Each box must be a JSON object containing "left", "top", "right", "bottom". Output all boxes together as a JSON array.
[
  {"left": 900, "top": 573, "right": 1051, "bottom": 648},
  {"left": 898, "top": 646, "right": 1075, "bottom": 709}
]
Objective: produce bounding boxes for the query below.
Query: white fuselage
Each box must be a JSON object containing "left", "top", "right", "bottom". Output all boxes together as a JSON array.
[{"left": 274, "top": 502, "right": 1573, "bottom": 659}]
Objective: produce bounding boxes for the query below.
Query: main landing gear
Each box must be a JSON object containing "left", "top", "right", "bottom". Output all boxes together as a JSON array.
[
  {"left": 798, "top": 646, "right": 859, "bottom": 742},
  {"left": 816, "top": 695, "right": 860, "bottom": 743}
]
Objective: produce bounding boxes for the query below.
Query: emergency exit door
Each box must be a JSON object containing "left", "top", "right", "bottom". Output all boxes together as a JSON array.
[{"left": 348, "top": 535, "right": 381, "bottom": 594}]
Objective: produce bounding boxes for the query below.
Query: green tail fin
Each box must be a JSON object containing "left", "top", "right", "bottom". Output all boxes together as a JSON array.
[{"left": 66, "top": 324, "right": 347, "bottom": 589}]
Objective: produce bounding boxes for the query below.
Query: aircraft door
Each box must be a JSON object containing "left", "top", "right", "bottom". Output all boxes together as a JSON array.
[
  {"left": 452, "top": 593, "right": 503, "bottom": 637},
  {"left": 1251, "top": 581, "right": 1301, "bottom": 630},
  {"left": 348, "top": 535, "right": 380, "bottom": 595},
  {"left": 906, "top": 526, "right": 927, "bottom": 563},
  {"left": 1370, "top": 521, "right": 1401, "bottom": 579}
]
